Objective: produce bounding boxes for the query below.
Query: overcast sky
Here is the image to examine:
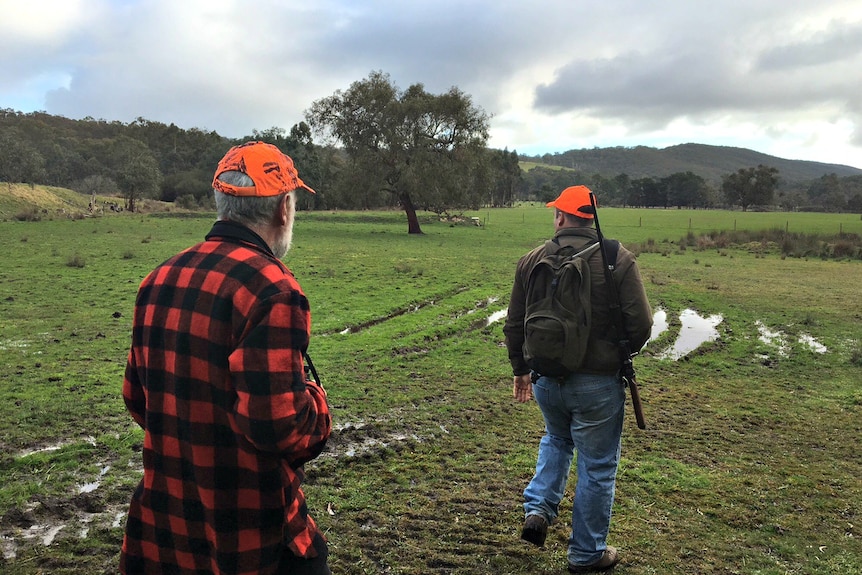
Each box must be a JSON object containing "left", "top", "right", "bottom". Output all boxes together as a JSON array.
[{"left": 2, "top": 0, "right": 860, "bottom": 168}]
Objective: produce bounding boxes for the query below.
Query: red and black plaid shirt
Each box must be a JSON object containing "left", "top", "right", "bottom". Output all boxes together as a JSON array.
[{"left": 121, "top": 221, "right": 331, "bottom": 575}]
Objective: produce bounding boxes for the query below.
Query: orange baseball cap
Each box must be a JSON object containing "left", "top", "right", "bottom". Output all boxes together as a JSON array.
[
  {"left": 212, "top": 141, "right": 315, "bottom": 196},
  {"left": 546, "top": 185, "right": 595, "bottom": 218}
]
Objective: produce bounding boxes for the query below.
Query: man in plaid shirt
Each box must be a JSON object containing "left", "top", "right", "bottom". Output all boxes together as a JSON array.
[{"left": 121, "top": 142, "right": 332, "bottom": 574}]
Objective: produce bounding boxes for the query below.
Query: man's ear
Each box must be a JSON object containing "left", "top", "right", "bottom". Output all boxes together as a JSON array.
[
  {"left": 274, "top": 194, "right": 290, "bottom": 227},
  {"left": 554, "top": 210, "right": 565, "bottom": 227}
]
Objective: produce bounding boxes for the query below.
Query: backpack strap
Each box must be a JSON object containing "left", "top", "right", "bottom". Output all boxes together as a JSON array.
[{"left": 303, "top": 350, "right": 321, "bottom": 384}]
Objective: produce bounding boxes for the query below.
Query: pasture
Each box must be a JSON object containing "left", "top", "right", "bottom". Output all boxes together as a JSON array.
[{"left": 0, "top": 206, "right": 860, "bottom": 574}]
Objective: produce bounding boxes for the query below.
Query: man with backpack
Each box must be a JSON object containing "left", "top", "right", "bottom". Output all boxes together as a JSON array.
[{"left": 503, "top": 185, "right": 652, "bottom": 573}]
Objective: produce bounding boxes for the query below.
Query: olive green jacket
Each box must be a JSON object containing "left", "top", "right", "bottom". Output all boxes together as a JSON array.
[{"left": 503, "top": 226, "right": 652, "bottom": 376}]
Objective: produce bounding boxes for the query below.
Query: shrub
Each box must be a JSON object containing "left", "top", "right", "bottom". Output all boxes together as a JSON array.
[
  {"left": 14, "top": 209, "right": 41, "bottom": 222},
  {"left": 175, "top": 194, "right": 198, "bottom": 209},
  {"left": 831, "top": 240, "right": 857, "bottom": 258},
  {"left": 66, "top": 254, "right": 86, "bottom": 268}
]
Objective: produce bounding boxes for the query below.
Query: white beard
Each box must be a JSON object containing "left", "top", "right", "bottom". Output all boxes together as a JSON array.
[
  {"left": 271, "top": 222, "right": 293, "bottom": 260},
  {"left": 271, "top": 193, "right": 296, "bottom": 260}
]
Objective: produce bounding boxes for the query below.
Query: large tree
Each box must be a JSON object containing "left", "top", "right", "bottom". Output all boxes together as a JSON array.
[
  {"left": 109, "top": 136, "right": 162, "bottom": 212},
  {"left": 722, "top": 165, "right": 779, "bottom": 211},
  {"left": 306, "top": 71, "right": 490, "bottom": 233},
  {"left": 663, "top": 171, "right": 710, "bottom": 208}
]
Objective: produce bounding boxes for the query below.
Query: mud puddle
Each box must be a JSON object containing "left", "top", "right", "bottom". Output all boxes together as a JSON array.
[
  {"left": 657, "top": 309, "right": 724, "bottom": 360},
  {"left": 757, "top": 321, "right": 828, "bottom": 356}
]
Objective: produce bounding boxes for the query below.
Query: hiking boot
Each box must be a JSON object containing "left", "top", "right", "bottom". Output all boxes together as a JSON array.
[
  {"left": 520, "top": 514, "right": 548, "bottom": 547},
  {"left": 567, "top": 546, "right": 620, "bottom": 573}
]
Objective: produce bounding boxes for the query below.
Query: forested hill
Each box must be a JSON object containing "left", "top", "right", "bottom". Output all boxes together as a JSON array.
[{"left": 521, "top": 143, "right": 862, "bottom": 185}]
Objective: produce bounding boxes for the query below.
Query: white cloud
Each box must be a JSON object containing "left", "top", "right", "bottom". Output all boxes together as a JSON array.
[{"left": 1, "top": 0, "right": 860, "bottom": 167}]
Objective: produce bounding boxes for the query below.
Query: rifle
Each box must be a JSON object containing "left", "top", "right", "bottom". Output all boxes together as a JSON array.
[{"left": 589, "top": 193, "right": 646, "bottom": 430}]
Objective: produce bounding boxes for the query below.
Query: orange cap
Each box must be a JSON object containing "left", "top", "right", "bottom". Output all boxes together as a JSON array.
[
  {"left": 546, "top": 185, "right": 595, "bottom": 218},
  {"left": 212, "top": 141, "right": 315, "bottom": 196}
]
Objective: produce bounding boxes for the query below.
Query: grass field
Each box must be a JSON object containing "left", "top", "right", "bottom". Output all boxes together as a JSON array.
[{"left": 0, "top": 205, "right": 860, "bottom": 574}]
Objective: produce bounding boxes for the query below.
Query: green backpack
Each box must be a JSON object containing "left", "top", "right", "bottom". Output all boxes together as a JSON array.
[{"left": 522, "top": 239, "right": 618, "bottom": 377}]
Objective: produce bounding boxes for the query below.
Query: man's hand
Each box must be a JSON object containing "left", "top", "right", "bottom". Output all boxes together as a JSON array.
[{"left": 512, "top": 374, "right": 533, "bottom": 403}]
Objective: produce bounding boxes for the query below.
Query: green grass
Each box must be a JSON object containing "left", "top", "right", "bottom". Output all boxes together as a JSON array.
[{"left": 0, "top": 206, "right": 860, "bottom": 574}]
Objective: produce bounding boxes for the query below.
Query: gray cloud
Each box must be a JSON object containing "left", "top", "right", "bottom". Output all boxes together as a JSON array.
[
  {"left": 756, "top": 20, "right": 862, "bottom": 70},
  {"left": 1, "top": 0, "right": 860, "bottom": 165}
]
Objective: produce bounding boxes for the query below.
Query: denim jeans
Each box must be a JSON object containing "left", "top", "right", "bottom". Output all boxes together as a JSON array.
[{"left": 523, "top": 372, "right": 625, "bottom": 566}]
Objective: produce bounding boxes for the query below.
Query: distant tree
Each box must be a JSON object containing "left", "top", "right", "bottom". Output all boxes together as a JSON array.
[
  {"left": 722, "top": 165, "right": 779, "bottom": 210},
  {"left": 807, "top": 173, "right": 841, "bottom": 201},
  {"left": 110, "top": 136, "right": 162, "bottom": 212},
  {"left": 306, "top": 71, "right": 490, "bottom": 233},
  {"left": 806, "top": 173, "right": 849, "bottom": 212},
  {"left": 626, "top": 177, "right": 651, "bottom": 207},
  {"left": 663, "top": 171, "right": 709, "bottom": 208},
  {"left": 23, "top": 136, "right": 86, "bottom": 185},
  {"left": 160, "top": 169, "right": 210, "bottom": 203},
  {"left": 75, "top": 174, "right": 119, "bottom": 201},
  {"left": 0, "top": 130, "right": 45, "bottom": 183},
  {"left": 775, "top": 187, "right": 806, "bottom": 211},
  {"left": 643, "top": 178, "right": 667, "bottom": 208},
  {"left": 487, "top": 148, "right": 522, "bottom": 207},
  {"left": 587, "top": 174, "right": 620, "bottom": 206},
  {"left": 616, "top": 174, "right": 632, "bottom": 207},
  {"left": 625, "top": 177, "right": 664, "bottom": 207},
  {"left": 521, "top": 166, "right": 586, "bottom": 202}
]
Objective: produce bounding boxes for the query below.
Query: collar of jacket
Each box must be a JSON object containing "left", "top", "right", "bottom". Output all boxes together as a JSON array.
[
  {"left": 553, "top": 226, "right": 598, "bottom": 243},
  {"left": 205, "top": 220, "right": 275, "bottom": 257}
]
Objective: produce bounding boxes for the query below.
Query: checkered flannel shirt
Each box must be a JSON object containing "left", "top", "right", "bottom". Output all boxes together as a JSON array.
[{"left": 121, "top": 220, "right": 331, "bottom": 575}]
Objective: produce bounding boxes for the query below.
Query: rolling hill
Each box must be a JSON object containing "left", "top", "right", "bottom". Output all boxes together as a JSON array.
[{"left": 521, "top": 143, "right": 862, "bottom": 185}]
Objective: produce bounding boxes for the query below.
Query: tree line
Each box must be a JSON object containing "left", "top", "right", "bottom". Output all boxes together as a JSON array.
[
  {"left": 523, "top": 163, "right": 862, "bottom": 213},
  {"left": 2, "top": 71, "right": 860, "bottom": 232}
]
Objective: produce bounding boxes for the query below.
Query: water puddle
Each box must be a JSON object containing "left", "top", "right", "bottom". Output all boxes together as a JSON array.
[
  {"left": 17, "top": 442, "right": 66, "bottom": 458},
  {"left": 658, "top": 309, "right": 723, "bottom": 360},
  {"left": 463, "top": 304, "right": 725, "bottom": 360},
  {"left": 648, "top": 308, "right": 668, "bottom": 344},
  {"left": 757, "top": 321, "right": 790, "bottom": 357},
  {"left": 798, "top": 334, "right": 827, "bottom": 354},
  {"left": 77, "top": 465, "right": 111, "bottom": 494},
  {"left": 485, "top": 308, "right": 508, "bottom": 326},
  {"left": 17, "top": 437, "right": 96, "bottom": 459},
  {"left": 1, "top": 535, "right": 15, "bottom": 560},
  {"left": 40, "top": 525, "right": 65, "bottom": 546},
  {"left": 755, "top": 322, "right": 827, "bottom": 356},
  {"left": 337, "top": 299, "right": 438, "bottom": 334},
  {"left": 320, "top": 418, "right": 424, "bottom": 461},
  {"left": 467, "top": 296, "right": 509, "bottom": 329}
]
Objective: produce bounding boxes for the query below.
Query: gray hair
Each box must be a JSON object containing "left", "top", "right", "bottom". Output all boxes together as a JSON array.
[
  {"left": 213, "top": 171, "right": 289, "bottom": 226},
  {"left": 555, "top": 208, "right": 593, "bottom": 227}
]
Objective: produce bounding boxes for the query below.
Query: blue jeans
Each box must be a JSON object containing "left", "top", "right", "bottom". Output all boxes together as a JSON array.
[{"left": 523, "top": 372, "right": 625, "bottom": 566}]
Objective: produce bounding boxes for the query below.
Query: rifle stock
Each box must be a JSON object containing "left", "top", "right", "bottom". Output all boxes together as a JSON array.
[
  {"left": 628, "top": 376, "right": 646, "bottom": 430},
  {"left": 619, "top": 347, "right": 646, "bottom": 429}
]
